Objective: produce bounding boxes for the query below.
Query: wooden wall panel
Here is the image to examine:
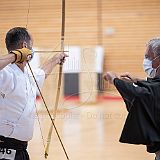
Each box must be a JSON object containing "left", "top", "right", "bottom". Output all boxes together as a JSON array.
[
  {"left": 102, "top": 0, "right": 160, "bottom": 77},
  {"left": 0, "top": 0, "right": 160, "bottom": 93}
]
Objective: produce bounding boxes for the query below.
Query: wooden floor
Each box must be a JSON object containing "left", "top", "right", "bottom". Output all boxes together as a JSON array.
[{"left": 28, "top": 99, "right": 155, "bottom": 160}]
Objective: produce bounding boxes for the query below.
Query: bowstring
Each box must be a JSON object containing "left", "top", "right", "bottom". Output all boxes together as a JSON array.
[
  {"left": 27, "top": 63, "right": 70, "bottom": 160},
  {"left": 25, "top": 65, "right": 46, "bottom": 150},
  {"left": 25, "top": 0, "right": 69, "bottom": 159},
  {"left": 25, "top": 0, "right": 46, "bottom": 157},
  {"left": 26, "top": 0, "right": 31, "bottom": 29}
]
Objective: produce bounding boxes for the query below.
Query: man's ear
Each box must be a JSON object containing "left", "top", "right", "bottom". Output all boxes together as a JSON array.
[
  {"left": 154, "top": 57, "right": 160, "bottom": 69},
  {"left": 22, "top": 41, "right": 28, "bottom": 48}
]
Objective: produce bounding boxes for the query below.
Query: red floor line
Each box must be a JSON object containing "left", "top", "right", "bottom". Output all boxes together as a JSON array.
[
  {"left": 36, "top": 95, "right": 123, "bottom": 102},
  {"left": 63, "top": 95, "right": 122, "bottom": 101}
]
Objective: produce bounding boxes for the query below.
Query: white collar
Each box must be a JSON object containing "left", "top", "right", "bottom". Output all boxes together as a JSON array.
[{"left": 9, "top": 64, "right": 26, "bottom": 75}]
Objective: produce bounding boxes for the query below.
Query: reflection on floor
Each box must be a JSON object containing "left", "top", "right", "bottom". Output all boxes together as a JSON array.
[{"left": 29, "top": 99, "right": 154, "bottom": 160}]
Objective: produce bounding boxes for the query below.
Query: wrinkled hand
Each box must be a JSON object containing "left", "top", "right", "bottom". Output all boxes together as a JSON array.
[
  {"left": 55, "top": 53, "right": 69, "bottom": 65},
  {"left": 10, "top": 48, "right": 32, "bottom": 63},
  {"left": 120, "top": 72, "right": 137, "bottom": 83},
  {"left": 104, "top": 71, "right": 118, "bottom": 84}
]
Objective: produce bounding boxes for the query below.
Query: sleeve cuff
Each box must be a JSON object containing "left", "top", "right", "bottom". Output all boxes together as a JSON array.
[
  {"left": 113, "top": 77, "right": 119, "bottom": 85},
  {"left": 34, "top": 68, "right": 45, "bottom": 88}
]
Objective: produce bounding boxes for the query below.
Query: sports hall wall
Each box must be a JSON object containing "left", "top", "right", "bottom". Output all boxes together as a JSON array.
[{"left": 0, "top": 0, "right": 160, "bottom": 93}]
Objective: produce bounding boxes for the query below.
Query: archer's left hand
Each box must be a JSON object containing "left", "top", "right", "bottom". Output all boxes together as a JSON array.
[{"left": 55, "top": 53, "right": 69, "bottom": 65}]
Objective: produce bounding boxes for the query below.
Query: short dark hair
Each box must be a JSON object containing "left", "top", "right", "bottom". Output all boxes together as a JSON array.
[{"left": 5, "top": 27, "right": 31, "bottom": 51}]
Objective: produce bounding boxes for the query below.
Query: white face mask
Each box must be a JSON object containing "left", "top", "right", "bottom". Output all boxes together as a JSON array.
[{"left": 143, "top": 58, "right": 156, "bottom": 78}]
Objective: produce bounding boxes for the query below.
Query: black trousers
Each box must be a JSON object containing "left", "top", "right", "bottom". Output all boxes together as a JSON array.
[{"left": 0, "top": 136, "right": 29, "bottom": 160}]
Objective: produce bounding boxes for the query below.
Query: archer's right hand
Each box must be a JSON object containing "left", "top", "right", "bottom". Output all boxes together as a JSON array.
[
  {"left": 120, "top": 72, "right": 138, "bottom": 83},
  {"left": 10, "top": 48, "right": 32, "bottom": 63}
]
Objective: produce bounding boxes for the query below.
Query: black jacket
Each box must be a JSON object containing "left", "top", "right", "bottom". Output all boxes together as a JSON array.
[{"left": 114, "top": 77, "right": 160, "bottom": 152}]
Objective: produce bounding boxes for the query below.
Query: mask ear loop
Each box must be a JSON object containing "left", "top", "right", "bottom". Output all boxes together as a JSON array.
[
  {"left": 155, "top": 58, "right": 160, "bottom": 72},
  {"left": 156, "top": 65, "right": 160, "bottom": 71},
  {"left": 152, "top": 54, "right": 160, "bottom": 62},
  {"left": 152, "top": 54, "right": 160, "bottom": 75}
]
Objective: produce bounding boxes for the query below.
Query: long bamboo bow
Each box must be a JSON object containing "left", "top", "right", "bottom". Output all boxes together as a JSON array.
[{"left": 44, "top": 0, "right": 67, "bottom": 158}]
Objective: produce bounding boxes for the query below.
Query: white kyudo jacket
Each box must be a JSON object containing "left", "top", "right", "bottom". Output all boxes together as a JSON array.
[{"left": 0, "top": 64, "right": 45, "bottom": 141}]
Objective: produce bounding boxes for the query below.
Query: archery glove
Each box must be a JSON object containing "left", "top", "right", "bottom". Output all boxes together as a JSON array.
[{"left": 10, "top": 48, "right": 32, "bottom": 63}]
